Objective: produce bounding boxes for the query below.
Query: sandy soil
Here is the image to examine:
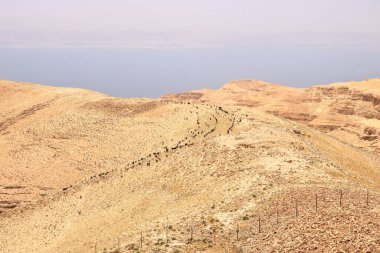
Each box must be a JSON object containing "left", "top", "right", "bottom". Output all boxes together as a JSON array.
[{"left": 0, "top": 80, "right": 379, "bottom": 253}]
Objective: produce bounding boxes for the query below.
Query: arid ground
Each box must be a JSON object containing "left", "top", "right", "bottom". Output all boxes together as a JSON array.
[{"left": 0, "top": 79, "right": 379, "bottom": 253}]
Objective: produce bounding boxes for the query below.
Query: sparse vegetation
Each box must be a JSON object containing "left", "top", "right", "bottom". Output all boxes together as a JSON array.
[{"left": 1, "top": 80, "right": 379, "bottom": 253}]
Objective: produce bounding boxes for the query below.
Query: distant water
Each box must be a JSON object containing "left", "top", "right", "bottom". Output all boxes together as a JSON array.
[{"left": 0, "top": 46, "right": 379, "bottom": 98}]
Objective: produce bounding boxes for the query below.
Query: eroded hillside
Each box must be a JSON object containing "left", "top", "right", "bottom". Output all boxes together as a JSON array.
[
  {"left": 163, "top": 78, "right": 380, "bottom": 154},
  {"left": 0, "top": 81, "right": 379, "bottom": 253}
]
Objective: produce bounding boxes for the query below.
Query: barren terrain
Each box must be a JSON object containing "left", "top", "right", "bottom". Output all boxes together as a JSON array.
[
  {"left": 0, "top": 80, "right": 379, "bottom": 253},
  {"left": 164, "top": 78, "right": 380, "bottom": 154}
]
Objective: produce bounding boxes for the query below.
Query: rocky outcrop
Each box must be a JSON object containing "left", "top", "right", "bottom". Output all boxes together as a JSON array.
[{"left": 166, "top": 92, "right": 204, "bottom": 101}]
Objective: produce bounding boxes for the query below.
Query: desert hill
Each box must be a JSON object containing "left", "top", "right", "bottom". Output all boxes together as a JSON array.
[
  {"left": 163, "top": 78, "right": 380, "bottom": 154},
  {"left": 0, "top": 80, "right": 233, "bottom": 211},
  {"left": 0, "top": 80, "right": 379, "bottom": 252}
]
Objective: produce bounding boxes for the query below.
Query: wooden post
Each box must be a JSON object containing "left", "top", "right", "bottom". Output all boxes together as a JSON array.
[
  {"left": 315, "top": 194, "right": 318, "bottom": 212},
  {"left": 165, "top": 223, "right": 168, "bottom": 244},
  {"left": 366, "top": 189, "right": 369, "bottom": 207},
  {"left": 276, "top": 210, "right": 279, "bottom": 225},
  {"left": 190, "top": 227, "right": 193, "bottom": 243},
  {"left": 140, "top": 230, "right": 143, "bottom": 249},
  {"left": 295, "top": 200, "right": 298, "bottom": 217},
  {"left": 339, "top": 190, "right": 343, "bottom": 207},
  {"left": 163, "top": 218, "right": 169, "bottom": 244},
  {"left": 236, "top": 223, "right": 239, "bottom": 241},
  {"left": 258, "top": 216, "right": 261, "bottom": 233}
]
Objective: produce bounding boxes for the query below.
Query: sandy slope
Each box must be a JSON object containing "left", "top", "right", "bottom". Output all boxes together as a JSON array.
[
  {"left": 0, "top": 81, "right": 379, "bottom": 253},
  {"left": 0, "top": 80, "right": 228, "bottom": 211}
]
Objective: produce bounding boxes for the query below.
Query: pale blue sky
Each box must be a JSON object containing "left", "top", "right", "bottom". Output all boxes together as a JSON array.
[
  {"left": 0, "top": 1, "right": 379, "bottom": 97},
  {"left": 1, "top": 0, "right": 379, "bottom": 48}
]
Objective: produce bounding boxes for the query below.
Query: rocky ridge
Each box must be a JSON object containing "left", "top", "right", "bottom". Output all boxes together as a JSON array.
[{"left": 163, "top": 78, "right": 380, "bottom": 153}]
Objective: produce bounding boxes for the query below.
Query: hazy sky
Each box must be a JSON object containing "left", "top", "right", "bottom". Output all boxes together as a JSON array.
[
  {"left": 1, "top": 0, "right": 379, "bottom": 48},
  {"left": 0, "top": 1, "right": 379, "bottom": 97}
]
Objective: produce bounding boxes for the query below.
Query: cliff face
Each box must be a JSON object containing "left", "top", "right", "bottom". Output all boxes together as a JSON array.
[{"left": 163, "top": 78, "right": 380, "bottom": 153}]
